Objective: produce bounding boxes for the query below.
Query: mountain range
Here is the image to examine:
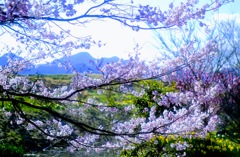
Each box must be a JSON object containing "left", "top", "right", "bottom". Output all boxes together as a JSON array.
[{"left": 0, "top": 52, "right": 124, "bottom": 75}]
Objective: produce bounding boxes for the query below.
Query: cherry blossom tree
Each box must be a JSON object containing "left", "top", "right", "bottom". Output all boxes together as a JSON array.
[
  {"left": 129, "top": 13, "right": 240, "bottom": 156},
  {"left": 0, "top": 0, "right": 237, "bottom": 155},
  {"left": 151, "top": 17, "right": 240, "bottom": 128},
  {"left": 151, "top": 18, "right": 240, "bottom": 72}
]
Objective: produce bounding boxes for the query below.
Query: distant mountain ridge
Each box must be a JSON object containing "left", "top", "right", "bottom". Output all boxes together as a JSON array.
[{"left": 0, "top": 52, "right": 125, "bottom": 74}]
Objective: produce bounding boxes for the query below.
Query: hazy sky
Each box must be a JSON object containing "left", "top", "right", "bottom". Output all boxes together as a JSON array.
[
  {"left": 0, "top": 0, "right": 239, "bottom": 63},
  {"left": 76, "top": 0, "right": 240, "bottom": 60}
]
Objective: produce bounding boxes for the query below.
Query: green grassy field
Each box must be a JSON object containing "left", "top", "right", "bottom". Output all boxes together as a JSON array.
[{"left": 26, "top": 74, "right": 102, "bottom": 87}]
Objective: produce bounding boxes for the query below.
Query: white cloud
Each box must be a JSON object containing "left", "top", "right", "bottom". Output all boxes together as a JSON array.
[{"left": 213, "top": 13, "right": 240, "bottom": 24}]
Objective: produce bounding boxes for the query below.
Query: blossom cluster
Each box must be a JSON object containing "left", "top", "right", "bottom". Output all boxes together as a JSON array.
[
  {"left": 136, "top": 0, "right": 233, "bottom": 27},
  {"left": 0, "top": 0, "right": 29, "bottom": 22}
]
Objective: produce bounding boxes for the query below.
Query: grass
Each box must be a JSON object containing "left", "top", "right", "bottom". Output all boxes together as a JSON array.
[
  {"left": 27, "top": 74, "right": 73, "bottom": 86},
  {"left": 27, "top": 74, "right": 102, "bottom": 86}
]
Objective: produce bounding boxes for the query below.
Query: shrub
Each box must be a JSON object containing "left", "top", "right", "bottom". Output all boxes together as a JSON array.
[
  {"left": 120, "top": 133, "right": 240, "bottom": 157},
  {"left": 0, "top": 143, "right": 25, "bottom": 157}
]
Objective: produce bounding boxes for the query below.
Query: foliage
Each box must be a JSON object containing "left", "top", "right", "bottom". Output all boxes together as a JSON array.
[
  {"left": 120, "top": 133, "right": 240, "bottom": 157},
  {"left": 0, "top": 143, "right": 25, "bottom": 157},
  {"left": 133, "top": 80, "right": 176, "bottom": 118},
  {"left": 0, "top": 104, "right": 56, "bottom": 152}
]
